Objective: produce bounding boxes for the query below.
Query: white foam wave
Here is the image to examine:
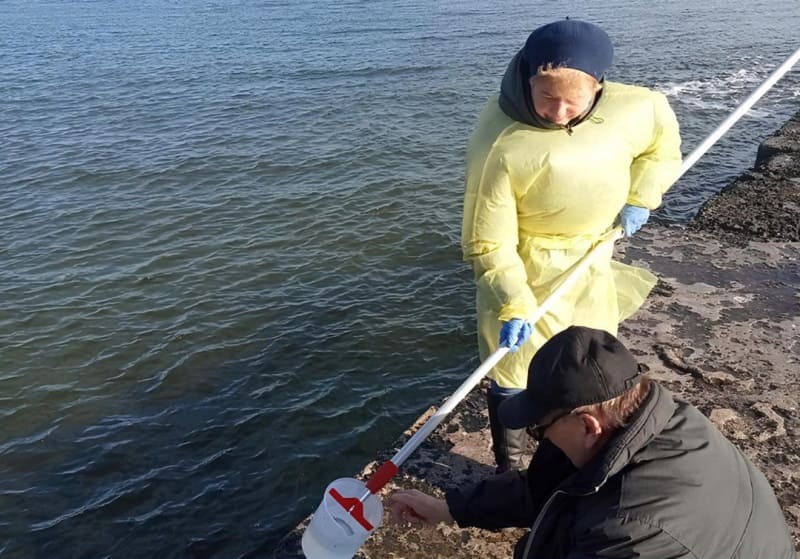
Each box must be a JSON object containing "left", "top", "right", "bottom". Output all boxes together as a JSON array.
[{"left": 656, "top": 67, "right": 782, "bottom": 111}]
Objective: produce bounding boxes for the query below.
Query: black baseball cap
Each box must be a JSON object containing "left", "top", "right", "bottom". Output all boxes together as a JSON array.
[{"left": 498, "top": 326, "right": 641, "bottom": 429}]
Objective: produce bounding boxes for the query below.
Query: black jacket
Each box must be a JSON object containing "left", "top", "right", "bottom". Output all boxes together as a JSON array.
[{"left": 447, "top": 383, "right": 795, "bottom": 559}]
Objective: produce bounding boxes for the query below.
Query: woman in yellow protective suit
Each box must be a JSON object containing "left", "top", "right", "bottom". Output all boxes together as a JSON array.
[{"left": 462, "top": 19, "right": 682, "bottom": 472}]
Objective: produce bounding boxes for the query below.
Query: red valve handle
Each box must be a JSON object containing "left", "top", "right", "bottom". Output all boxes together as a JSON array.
[{"left": 329, "top": 488, "right": 374, "bottom": 531}]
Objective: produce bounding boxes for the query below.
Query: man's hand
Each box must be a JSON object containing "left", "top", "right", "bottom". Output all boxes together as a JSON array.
[{"left": 387, "top": 489, "right": 454, "bottom": 526}]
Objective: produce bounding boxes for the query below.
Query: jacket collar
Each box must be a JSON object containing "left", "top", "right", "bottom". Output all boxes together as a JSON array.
[{"left": 560, "top": 382, "right": 678, "bottom": 494}]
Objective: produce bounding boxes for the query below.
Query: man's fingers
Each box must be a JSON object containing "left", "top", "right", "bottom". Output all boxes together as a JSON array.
[{"left": 387, "top": 494, "right": 420, "bottom": 523}]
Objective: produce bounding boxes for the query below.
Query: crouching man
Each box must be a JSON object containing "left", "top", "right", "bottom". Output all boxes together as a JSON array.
[{"left": 388, "top": 326, "right": 795, "bottom": 558}]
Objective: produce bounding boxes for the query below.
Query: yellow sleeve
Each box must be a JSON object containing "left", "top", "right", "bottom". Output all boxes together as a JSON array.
[
  {"left": 626, "top": 92, "right": 682, "bottom": 209},
  {"left": 461, "top": 151, "right": 537, "bottom": 321}
]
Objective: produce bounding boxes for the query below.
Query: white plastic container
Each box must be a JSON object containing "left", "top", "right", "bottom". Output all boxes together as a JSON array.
[{"left": 301, "top": 478, "right": 383, "bottom": 559}]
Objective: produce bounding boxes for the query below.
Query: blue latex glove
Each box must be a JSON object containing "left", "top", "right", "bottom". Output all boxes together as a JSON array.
[
  {"left": 499, "top": 319, "right": 533, "bottom": 353},
  {"left": 619, "top": 204, "right": 650, "bottom": 237}
]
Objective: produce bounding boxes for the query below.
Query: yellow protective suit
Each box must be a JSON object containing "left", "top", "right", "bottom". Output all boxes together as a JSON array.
[{"left": 462, "top": 82, "right": 681, "bottom": 389}]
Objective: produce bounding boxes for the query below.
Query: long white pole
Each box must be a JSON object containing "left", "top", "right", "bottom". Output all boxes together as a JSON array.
[{"left": 678, "top": 45, "right": 800, "bottom": 179}]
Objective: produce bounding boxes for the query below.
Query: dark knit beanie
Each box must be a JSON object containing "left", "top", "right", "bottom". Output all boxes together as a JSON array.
[{"left": 524, "top": 19, "right": 614, "bottom": 81}]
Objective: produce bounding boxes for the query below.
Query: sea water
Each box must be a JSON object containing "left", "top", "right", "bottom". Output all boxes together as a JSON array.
[{"left": 1, "top": 0, "right": 799, "bottom": 557}]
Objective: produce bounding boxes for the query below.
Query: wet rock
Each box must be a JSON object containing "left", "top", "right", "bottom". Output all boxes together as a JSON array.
[
  {"left": 693, "top": 109, "right": 800, "bottom": 242},
  {"left": 709, "top": 407, "right": 740, "bottom": 426},
  {"left": 753, "top": 402, "right": 788, "bottom": 441},
  {"left": 771, "top": 395, "right": 800, "bottom": 416},
  {"left": 709, "top": 408, "right": 748, "bottom": 440},
  {"left": 756, "top": 112, "right": 800, "bottom": 165},
  {"left": 702, "top": 371, "right": 739, "bottom": 386}
]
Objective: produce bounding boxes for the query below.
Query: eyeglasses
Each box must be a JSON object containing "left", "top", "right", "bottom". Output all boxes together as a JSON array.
[{"left": 528, "top": 410, "right": 572, "bottom": 441}]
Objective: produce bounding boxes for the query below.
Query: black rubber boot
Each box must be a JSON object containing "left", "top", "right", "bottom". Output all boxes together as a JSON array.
[{"left": 486, "top": 388, "right": 529, "bottom": 473}]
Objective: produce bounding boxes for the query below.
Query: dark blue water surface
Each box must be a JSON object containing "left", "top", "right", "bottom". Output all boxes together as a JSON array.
[{"left": 1, "top": 1, "right": 799, "bottom": 557}]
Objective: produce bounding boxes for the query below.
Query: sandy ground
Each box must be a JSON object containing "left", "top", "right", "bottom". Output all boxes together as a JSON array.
[{"left": 273, "top": 111, "right": 800, "bottom": 558}]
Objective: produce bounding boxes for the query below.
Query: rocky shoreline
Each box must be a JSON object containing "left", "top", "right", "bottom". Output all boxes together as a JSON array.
[{"left": 273, "top": 110, "right": 800, "bottom": 558}]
